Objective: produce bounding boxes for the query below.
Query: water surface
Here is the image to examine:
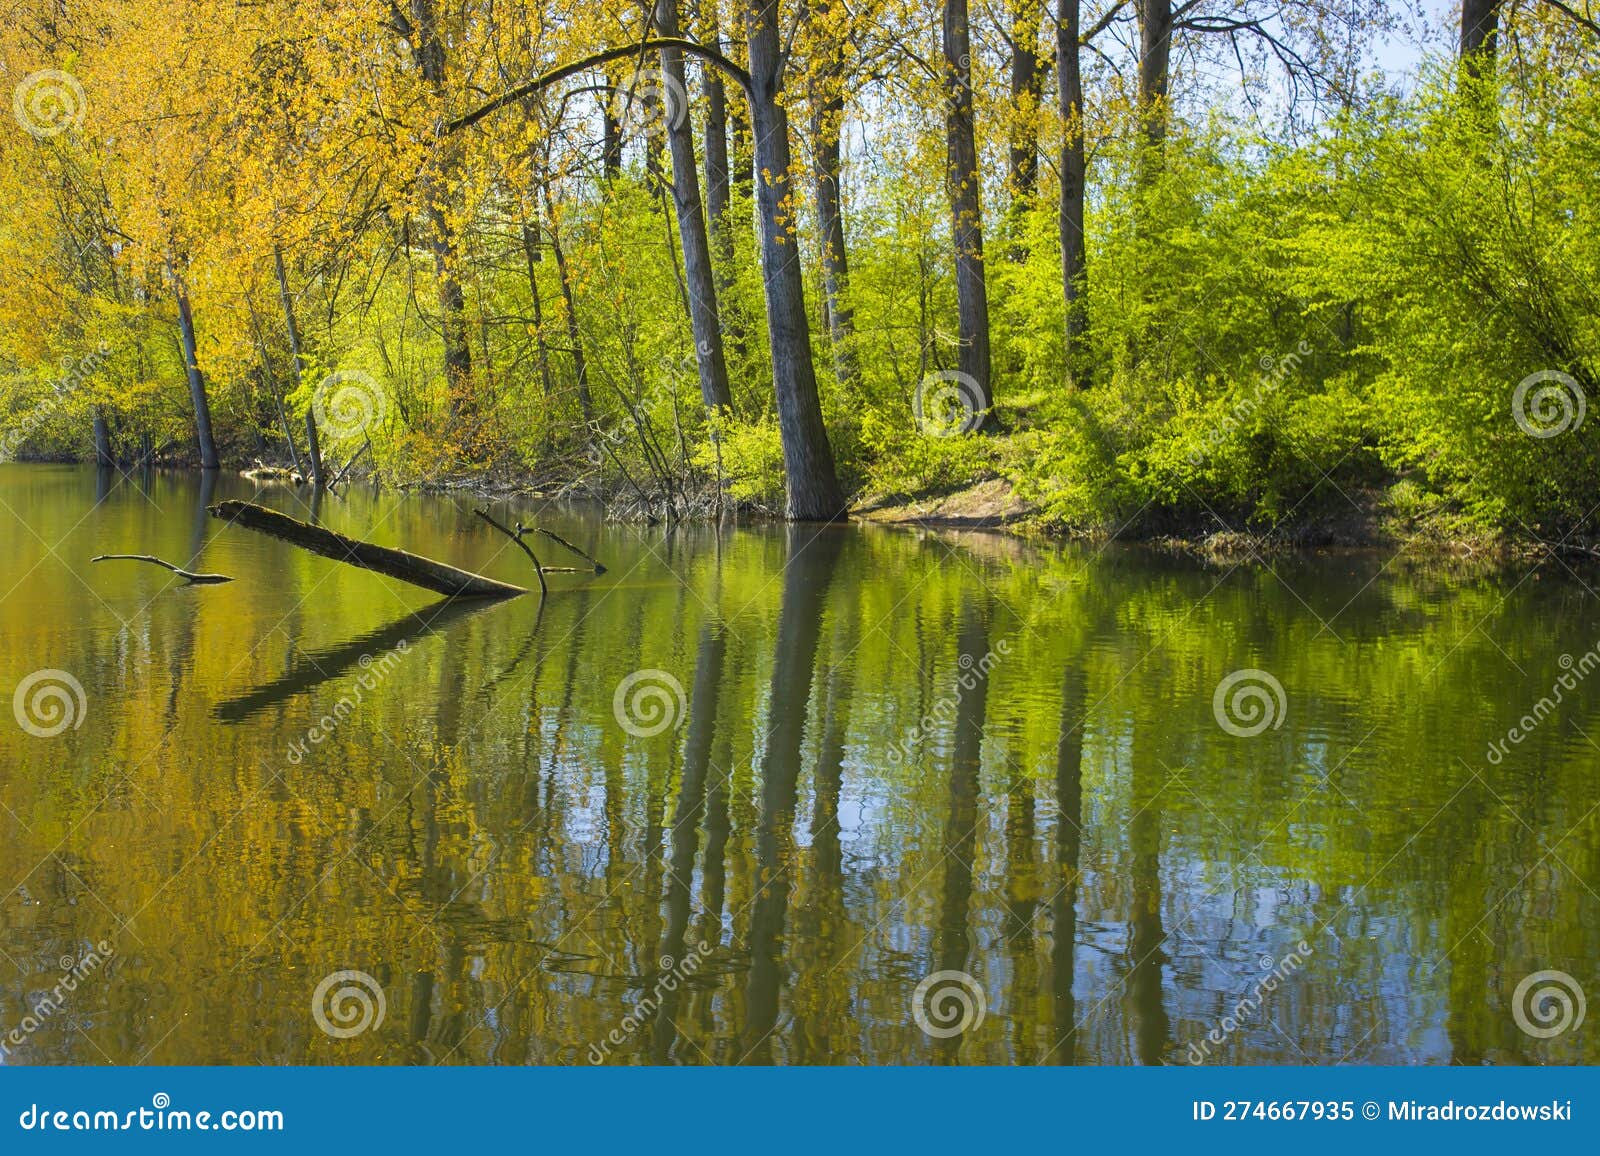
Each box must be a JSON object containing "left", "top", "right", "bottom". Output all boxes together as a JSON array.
[{"left": 1, "top": 464, "right": 1596, "bottom": 1064}]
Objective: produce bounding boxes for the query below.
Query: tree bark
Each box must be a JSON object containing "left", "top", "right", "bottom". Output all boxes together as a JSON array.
[
  {"left": 406, "top": 0, "right": 473, "bottom": 420},
  {"left": 1137, "top": 0, "right": 1173, "bottom": 151},
  {"left": 1058, "top": 0, "right": 1090, "bottom": 386},
  {"left": 943, "top": 0, "right": 994, "bottom": 416},
  {"left": 657, "top": 0, "right": 735, "bottom": 411},
  {"left": 808, "top": 0, "right": 858, "bottom": 387},
  {"left": 543, "top": 187, "right": 595, "bottom": 426},
  {"left": 1460, "top": 0, "right": 1501, "bottom": 61},
  {"left": 209, "top": 500, "right": 526, "bottom": 598},
  {"left": 1008, "top": 0, "right": 1045, "bottom": 253},
  {"left": 743, "top": 0, "right": 847, "bottom": 520},
  {"left": 174, "top": 277, "right": 220, "bottom": 470},
  {"left": 274, "top": 246, "right": 324, "bottom": 486},
  {"left": 92, "top": 407, "right": 114, "bottom": 466},
  {"left": 520, "top": 221, "right": 555, "bottom": 399}
]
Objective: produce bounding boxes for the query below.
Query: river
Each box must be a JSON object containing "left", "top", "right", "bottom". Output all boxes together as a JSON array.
[{"left": 0, "top": 463, "right": 1595, "bottom": 1064}]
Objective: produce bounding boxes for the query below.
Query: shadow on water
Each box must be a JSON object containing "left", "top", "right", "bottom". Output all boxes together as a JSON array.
[{"left": 213, "top": 596, "right": 496, "bottom": 722}]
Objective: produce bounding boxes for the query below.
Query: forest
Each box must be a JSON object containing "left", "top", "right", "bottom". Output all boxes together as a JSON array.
[{"left": 2, "top": 0, "right": 1599, "bottom": 541}]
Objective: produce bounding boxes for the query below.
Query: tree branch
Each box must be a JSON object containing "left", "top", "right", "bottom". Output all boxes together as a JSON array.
[{"left": 448, "top": 38, "right": 753, "bottom": 135}]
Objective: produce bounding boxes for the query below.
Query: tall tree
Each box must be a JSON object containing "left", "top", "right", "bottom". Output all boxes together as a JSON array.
[
  {"left": 1058, "top": 0, "right": 1090, "bottom": 385},
  {"left": 392, "top": 0, "right": 474, "bottom": 420},
  {"left": 656, "top": 0, "right": 735, "bottom": 411},
  {"left": 943, "top": 0, "right": 994, "bottom": 418},
  {"left": 1007, "top": 0, "right": 1047, "bottom": 252},
  {"left": 806, "top": 0, "right": 859, "bottom": 386},
  {"left": 743, "top": 0, "right": 848, "bottom": 519},
  {"left": 1136, "top": 0, "right": 1174, "bottom": 151},
  {"left": 173, "top": 271, "right": 219, "bottom": 470}
]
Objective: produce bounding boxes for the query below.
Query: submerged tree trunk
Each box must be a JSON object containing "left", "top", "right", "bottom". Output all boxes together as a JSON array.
[
  {"left": 174, "top": 277, "right": 219, "bottom": 470},
  {"left": 274, "top": 246, "right": 324, "bottom": 487},
  {"left": 743, "top": 0, "right": 847, "bottom": 520},
  {"left": 943, "top": 0, "right": 993, "bottom": 416},
  {"left": 657, "top": 0, "right": 734, "bottom": 411},
  {"left": 210, "top": 500, "right": 526, "bottom": 598},
  {"left": 1058, "top": 0, "right": 1090, "bottom": 386}
]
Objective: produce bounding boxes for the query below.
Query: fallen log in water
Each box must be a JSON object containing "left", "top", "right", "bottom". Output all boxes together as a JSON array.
[
  {"left": 208, "top": 500, "right": 526, "bottom": 599},
  {"left": 91, "top": 554, "right": 234, "bottom": 584}
]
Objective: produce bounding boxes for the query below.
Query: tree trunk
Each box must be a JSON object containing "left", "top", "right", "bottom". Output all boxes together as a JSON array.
[
  {"left": 174, "top": 278, "right": 219, "bottom": 470},
  {"left": 1058, "top": 0, "right": 1090, "bottom": 386},
  {"left": 543, "top": 188, "right": 595, "bottom": 426},
  {"left": 274, "top": 246, "right": 324, "bottom": 486},
  {"left": 1137, "top": 0, "right": 1173, "bottom": 151},
  {"left": 209, "top": 499, "right": 526, "bottom": 598},
  {"left": 808, "top": 0, "right": 858, "bottom": 387},
  {"left": 702, "top": 2, "right": 734, "bottom": 278},
  {"left": 92, "top": 407, "right": 114, "bottom": 466},
  {"left": 408, "top": 0, "right": 473, "bottom": 420},
  {"left": 520, "top": 221, "right": 555, "bottom": 398},
  {"left": 657, "top": 0, "right": 735, "bottom": 411},
  {"left": 1460, "top": 0, "right": 1501, "bottom": 61},
  {"left": 742, "top": 0, "right": 847, "bottom": 520},
  {"left": 1007, "top": 0, "right": 1045, "bottom": 258},
  {"left": 943, "top": 0, "right": 993, "bottom": 416}
]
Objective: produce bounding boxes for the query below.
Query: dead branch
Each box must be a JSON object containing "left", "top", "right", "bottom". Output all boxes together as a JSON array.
[
  {"left": 472, "top": 508, "right": 548, "bottom": 597},
  {"left": 91, "top": 554, "right": 234, "bottom": 584}
]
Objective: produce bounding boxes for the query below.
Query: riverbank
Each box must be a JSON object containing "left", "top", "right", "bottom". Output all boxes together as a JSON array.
[{"left": 29, "top": 452, "right": 1595, "bottom": 565}]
